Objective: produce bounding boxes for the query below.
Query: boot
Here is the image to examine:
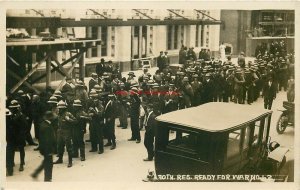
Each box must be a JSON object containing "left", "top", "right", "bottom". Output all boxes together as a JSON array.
[
  {"left": 7, "top": 168, "right": 13, "bottom": 176},
  {"left": 110, "top": 142, "right": 116, "bottom": 150},
  {"left": 67, "top": 155, "right": 72, "bottom": 168},
  {"left": 104, "top": 142, "right": 112, "bottom": 147},
  {"left": 19, "top": 164, "right": 24, "bottom": 172},
  {"left": 72, "top": 151, "right": 79, "bottom": 158},
  {"left": 53, "top": 157, "right": 63, "bottom": 164}
]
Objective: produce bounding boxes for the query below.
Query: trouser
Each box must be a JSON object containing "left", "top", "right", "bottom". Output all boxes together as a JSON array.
[
  {"left": 6, "top": 144, "right": 15, "bottom": 172},
  {"left": 213, "top": 93, "right": 223, "bottom": 102},
  {"left": 33, "top": 119, "right": 40, "bottom": 140},
  {"left": 25, "top": 117, "right": 35, "bottom": 144},
  {"left": 57, "top": 130, "right": 72, "bottom": 162},
  {"left": 264, "top": 97, "right": 274, "bottom": 110},
  {"left": 6, "top": 144, "right": 25, "bottom": 168},
  {"left": 91, "top": 122, "right": 104, "bottom": 151},
  {"left": 130, "top": 115, "right": 141, "bottom": 140},
  {"left": 144, "top": 130, "right": 154, "bottom": 159},
  {"left": 32, "top": 154, "right": 53, "bottom": 182},
  {"left": 192, "top": 94, "right": 201, "bottom": 106},
  {"left": 235, "top": 87, "right": 244, "bottom": 104},
  {"left": 106, "top": 119, "right": 116, "bottom": 145},
  {"left": 73, "top": 128, "right": 85, "bottom": 158},
  {"left": 119, "top": 105, "right": 128, "bottom": 128}
]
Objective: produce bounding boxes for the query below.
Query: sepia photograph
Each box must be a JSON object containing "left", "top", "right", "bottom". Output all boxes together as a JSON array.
[{"left": 2, "top": 4, "right": 298, "bottom": 190}]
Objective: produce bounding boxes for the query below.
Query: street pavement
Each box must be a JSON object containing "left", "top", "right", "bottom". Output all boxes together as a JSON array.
[{"left": 5, "top": 90, "right": 294, "bottom": 184}]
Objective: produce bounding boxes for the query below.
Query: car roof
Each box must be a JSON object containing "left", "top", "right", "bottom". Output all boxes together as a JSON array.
[{"left": 156, "top": 102, "right": 272, "bottom": 132}]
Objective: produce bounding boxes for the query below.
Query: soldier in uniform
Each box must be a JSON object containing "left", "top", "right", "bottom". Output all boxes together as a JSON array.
[
  {"left": 87, "top": 90, "right": 103, "bottom": 153},
  {"left": 128, "top": 87, "right": 141, "bottom": 143},
  {"left": 53, "top": 101, "right": 76, "bottom": 168},
  {"left": 72, "top": 100, "right": 91, "bottom": 160},
  {"left": 31, "top": 111, "right": 55, "bottom": 182},
  {"left": 74, "top": 80, "right": 89, "bottom": 109},
  {"left": 143, "top": 104, "right": 158, "bottom": 161},
  {"left": 104, "top": 94, "right": 117, "bottom": 150},
  {"left": 8, "top": 100, "right": 27, "bottom": 172},
  {"left": 47, "top": 96, "right": 59, "bottom": 154},
  {"left": 61, "top": 77, "right": 75, "bottom": 104},
  {"left": 15, "top": 90, "right": 37, "bottom": 146}
]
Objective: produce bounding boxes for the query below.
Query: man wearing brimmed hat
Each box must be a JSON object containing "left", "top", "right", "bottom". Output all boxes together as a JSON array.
[
  {"left": 143, "top": 104, "right": 158, "bottom": 161},
  {"left": 8, "top": 100, "right": 27, "bottom": 172},
  {"left": 31, "top": 111, "right": 55, "bottom": 182},
  {"left": 157, "top": 51, "right": 165, "bottom": 72},
  {"left": 53, "top": 101, "right": 76, "bottom": 168},
  {"left": 128, "top": 86, "right": 141, "bottom": 143},
  {"left": 104, "top": 94, "right": 117, "bottom": 150},
  {"left": 263, "top": 75, "right": 277, "bottom": 110},
  {"left": 71, "top": 100, "right": 91, "bottom": 160},
  {"left": 96, "top": 58, "right": 105, "bottom": 77},
  {"left": 116, "top": 83, "right": 129, "bottom": 129},
  {"left": 164, "top": 83, "right": 179, "bottom": 113},
  {"left": 201, "top": 73, "right": 214, "bottom": 103},
  {"left": 126, "top": 72, "right": 137, "bottom": 88},
  {"left": 191, "top": 74, "right": 202, "bottom": 106},
  {"left": 278, "top": 59, "right": 288, "bottom": 91},
  {"left": 234, "top": 69, "right": 245, "bottom": 104},
  {"left": 181, "top": 76, "right": 194, "bottom": 108}
]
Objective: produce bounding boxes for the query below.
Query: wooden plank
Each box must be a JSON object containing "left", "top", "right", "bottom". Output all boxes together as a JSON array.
[
  {"left": 46, "top": 56, "right": 52, "bottom": 88},
  {"left": 9, "top": 54, "right": 49, "bottom": 94},
  {"left": 7, "top": 69, "right": 40, "bottom": 94},
  {"left": 56, "top": 52, "right": 83, "bottom": 91},
  {"left": 7, "top": 54, "right": 20, "bottom": 66},
  {"left": 50, "top": 54, "right": 76, "bottom": 85},
  {"left": 31, "top": 52, "right": 81, "bottom": 83}
]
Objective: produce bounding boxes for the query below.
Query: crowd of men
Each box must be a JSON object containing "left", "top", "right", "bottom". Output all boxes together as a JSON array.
[{"left": 6, "top": 41, "right": 294, "bottom": 181}]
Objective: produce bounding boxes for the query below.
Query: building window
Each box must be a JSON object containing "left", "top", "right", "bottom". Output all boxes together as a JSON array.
[
  {"left": 195, "top": 25, "right": 199, "bottom": 47},
  {"left": 91, "top": 27, "right": 98, "bottom": 57},
  {"left": 101, "top": 26, "right": 108, "bottom": 56},
  {"left": 167, "top": 25, "right": 182, "bottom": 50},
  {"left": 200, "top": 25, "right": 204, "bottom": 47},
  {"left": 142, "top": 26, "right": 147, "bottom": 58},
  {"left": 174, "top": 25, "right": 178, "bottom": 49}
]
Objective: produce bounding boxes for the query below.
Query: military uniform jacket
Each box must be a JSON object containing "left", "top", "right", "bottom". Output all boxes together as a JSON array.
[
  {"left": 10, "top": 112, "right": 28, "bottom": 147},
  {"left": 104, "top": 100, "right": 117, "bottom": 119},
  {"left": 89, "top": 78, "right": 98, "bottom": 92},
  {"left": 58, "top": 111, "right": 76, "bottom": 131},
  {"left": 39, "top": 120, "right": 56, "bottom": 155}
]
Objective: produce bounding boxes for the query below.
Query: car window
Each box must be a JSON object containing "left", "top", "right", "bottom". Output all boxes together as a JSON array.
[
  {"left": 243, "top": 126, "right": 251, "bottom": 150},
  {"left": 227, "top": 129, "right": 241, "bottom": 158}
]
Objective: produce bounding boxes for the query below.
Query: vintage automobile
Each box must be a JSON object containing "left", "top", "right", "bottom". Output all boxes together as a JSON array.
[
  {"left": 154, "top": 102, "right": 288, "bottom": 181},
  {"left": 276, "top": 101, "right": 294, "bottom": 134}
]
